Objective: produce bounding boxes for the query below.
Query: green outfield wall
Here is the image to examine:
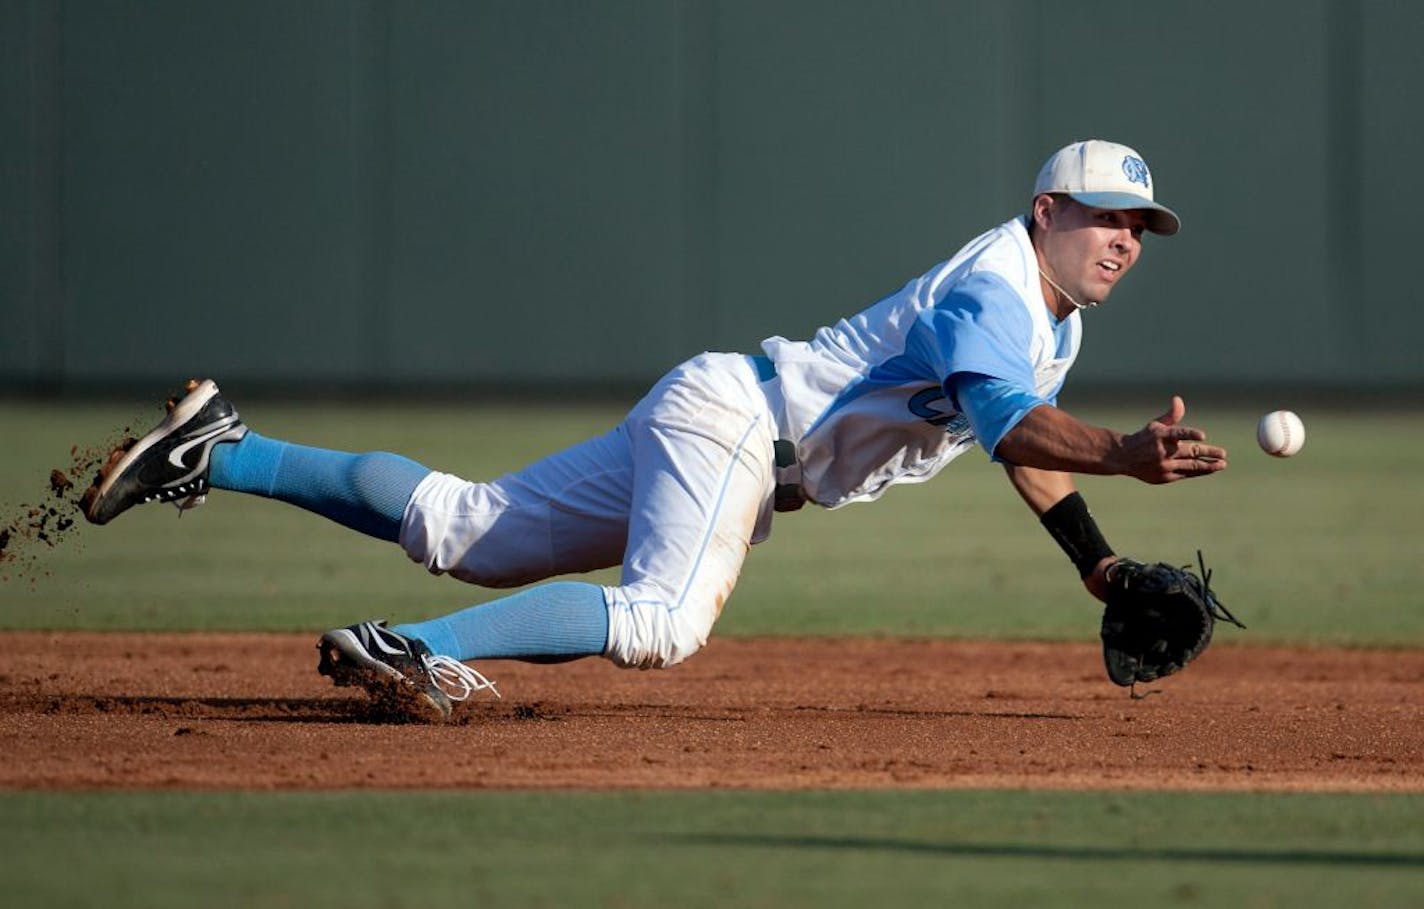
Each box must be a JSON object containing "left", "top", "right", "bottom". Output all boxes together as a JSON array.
[{"left": 3, "top": 0, "right": 1420, "bottom": 391}]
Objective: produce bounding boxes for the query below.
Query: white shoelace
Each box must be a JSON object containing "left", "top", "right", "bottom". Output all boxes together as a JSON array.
[{"left": 422, "top": 654, "right": 500, "bottom": 701}]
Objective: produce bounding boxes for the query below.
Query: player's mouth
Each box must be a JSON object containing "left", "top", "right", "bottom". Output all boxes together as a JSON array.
[{"left": 1095, "top": 259, "right": 1123, "bottom": 282}]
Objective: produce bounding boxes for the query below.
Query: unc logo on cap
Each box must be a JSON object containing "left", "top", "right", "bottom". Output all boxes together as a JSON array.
[{"left": 1121, "top": 155, "right": 1150, "bottom": 189}]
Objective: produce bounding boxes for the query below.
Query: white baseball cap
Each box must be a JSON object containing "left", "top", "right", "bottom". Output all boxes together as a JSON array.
[{"left": 1033, "top": 139, "right": 1180, "bottom": 235}]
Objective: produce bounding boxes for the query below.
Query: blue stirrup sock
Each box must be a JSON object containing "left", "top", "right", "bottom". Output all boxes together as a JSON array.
[
  {"left": 210, "top": 433, "right": 610, "bottom": 661},
  {"left": 392, "top": 582, "right": 610, "bottom": 662},
  {"left": 208, "top": 431, "right": 430, "bottom": 542}
]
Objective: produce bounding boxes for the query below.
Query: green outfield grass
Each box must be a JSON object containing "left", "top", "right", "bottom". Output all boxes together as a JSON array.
[
  {"left": 3, "top": 396, "right": 1422, "bottom": 908},
  {"left": 1, "top": 789, "right": 1421, "bottom": 908},
  {"left": 1, "top": 396, "right": 1420, "bottom": 644}
]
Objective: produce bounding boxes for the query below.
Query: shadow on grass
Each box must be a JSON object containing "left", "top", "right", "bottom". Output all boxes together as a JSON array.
[{"left": 663, "top": 833, "right": 1424, "bottom": 868}]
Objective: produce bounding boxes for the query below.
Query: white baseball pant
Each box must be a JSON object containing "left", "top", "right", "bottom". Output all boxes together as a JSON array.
[{"left": 398, "top": 352, "right": 778, "bottom": 669}]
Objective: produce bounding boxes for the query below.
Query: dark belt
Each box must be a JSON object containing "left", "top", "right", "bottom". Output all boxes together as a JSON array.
[
  {"left": 773, "top": 439, "right": 805, "bottom": 512},
  {"left": 753, "top": 355, "right": 806, "bottom": 512}
]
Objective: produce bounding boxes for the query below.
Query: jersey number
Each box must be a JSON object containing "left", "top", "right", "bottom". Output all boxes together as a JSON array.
[{"left": 908, "top": 388, "right": 956, "bottom": 427}]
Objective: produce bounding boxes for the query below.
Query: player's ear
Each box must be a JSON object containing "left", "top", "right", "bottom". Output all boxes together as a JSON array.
[{"left": 1031, "top": 193, "right": 1056, "bottom": 232}]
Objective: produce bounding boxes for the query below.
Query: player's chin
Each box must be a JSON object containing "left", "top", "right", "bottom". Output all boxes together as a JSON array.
[{"left": 1089, "top": 280, "right": 1120, "bottom": 304}]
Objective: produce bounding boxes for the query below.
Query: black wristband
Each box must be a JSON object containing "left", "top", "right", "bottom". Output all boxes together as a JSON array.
[{"left": 1040, "top": 492, "right": 1114, "bottom": 578}]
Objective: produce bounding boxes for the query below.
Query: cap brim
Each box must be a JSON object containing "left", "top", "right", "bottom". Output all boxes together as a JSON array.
[{"left": 1068, "top": 191, "right": 1181, "bottom": 236}]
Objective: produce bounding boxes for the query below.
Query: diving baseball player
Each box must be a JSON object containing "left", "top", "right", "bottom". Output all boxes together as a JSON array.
[{"left": 82, "top": 139, "right": 1227, "bottom": 719}]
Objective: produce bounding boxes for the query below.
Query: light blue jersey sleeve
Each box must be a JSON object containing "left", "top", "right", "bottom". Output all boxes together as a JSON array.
[
  {"left": 949, "top": 373, "right": 1046, "bottom": 461},
  {"left": 902, "top": 271, "right": 1049, "bottom": 460},
  {"left": 904, "top": 271, "right": 1038, "bottom": 389}
]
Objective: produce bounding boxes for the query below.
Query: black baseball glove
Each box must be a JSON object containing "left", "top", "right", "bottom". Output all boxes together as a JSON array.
[{"left": 1100, "top": 551, "right": 1244, "bottom": 687}]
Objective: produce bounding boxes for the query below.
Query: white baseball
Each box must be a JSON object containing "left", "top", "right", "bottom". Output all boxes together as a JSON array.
[{"left": 1257, "top": 410, "right": 1305, "bottom": 457}]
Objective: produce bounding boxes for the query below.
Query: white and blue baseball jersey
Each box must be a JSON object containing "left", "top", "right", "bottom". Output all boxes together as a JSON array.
[
  {"left": 760, "top": 214, "right": 1081, "bottom": 508},
  {"left": 400, "top": 213, "right": 1081, "bottom": 669}
]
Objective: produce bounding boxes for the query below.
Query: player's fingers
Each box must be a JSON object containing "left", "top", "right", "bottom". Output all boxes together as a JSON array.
[
  {"left": 1161, "top": 424, "right": 1207, "bottom": 443},
  {"left": 1154, "top": 395, "right": 1186, "bottom": 427},
  {"left": 1172, "top": 437, "right": 1226, "bottom": 458},
  {"left": 1164, "top": 448, "right": 1229, "bottom": 479}
]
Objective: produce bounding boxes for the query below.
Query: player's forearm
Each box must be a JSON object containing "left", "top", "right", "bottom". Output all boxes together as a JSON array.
[
  {"left": 1008, "top": 465, "right": 1116, "bottom": 598},
  {"left": 1002, "top": 463, "right": 1077, "bottom": 516},
  {"left": 994, "top": 404, "right": 1126, "bottom": 475}
]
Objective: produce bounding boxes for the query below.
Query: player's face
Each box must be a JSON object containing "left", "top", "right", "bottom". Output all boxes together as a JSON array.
[{"left": 1037, "top": 197, "right": 1147, "bottom": 312}]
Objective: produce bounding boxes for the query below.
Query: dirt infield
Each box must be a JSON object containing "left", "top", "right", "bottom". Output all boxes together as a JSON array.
[{"left": 1, "top": 632, "right": 1420, "bottom": 792}]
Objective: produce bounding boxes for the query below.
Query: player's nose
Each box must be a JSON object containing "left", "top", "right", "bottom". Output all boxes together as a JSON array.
[{"left": 1110, "top": 231, "right": 1138, "bottom": 257}]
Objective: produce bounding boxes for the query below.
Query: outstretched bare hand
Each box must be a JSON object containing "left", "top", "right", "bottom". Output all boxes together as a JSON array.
[{"left": 1114, "top": 396, "right": 1227, "bottom": 484}]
